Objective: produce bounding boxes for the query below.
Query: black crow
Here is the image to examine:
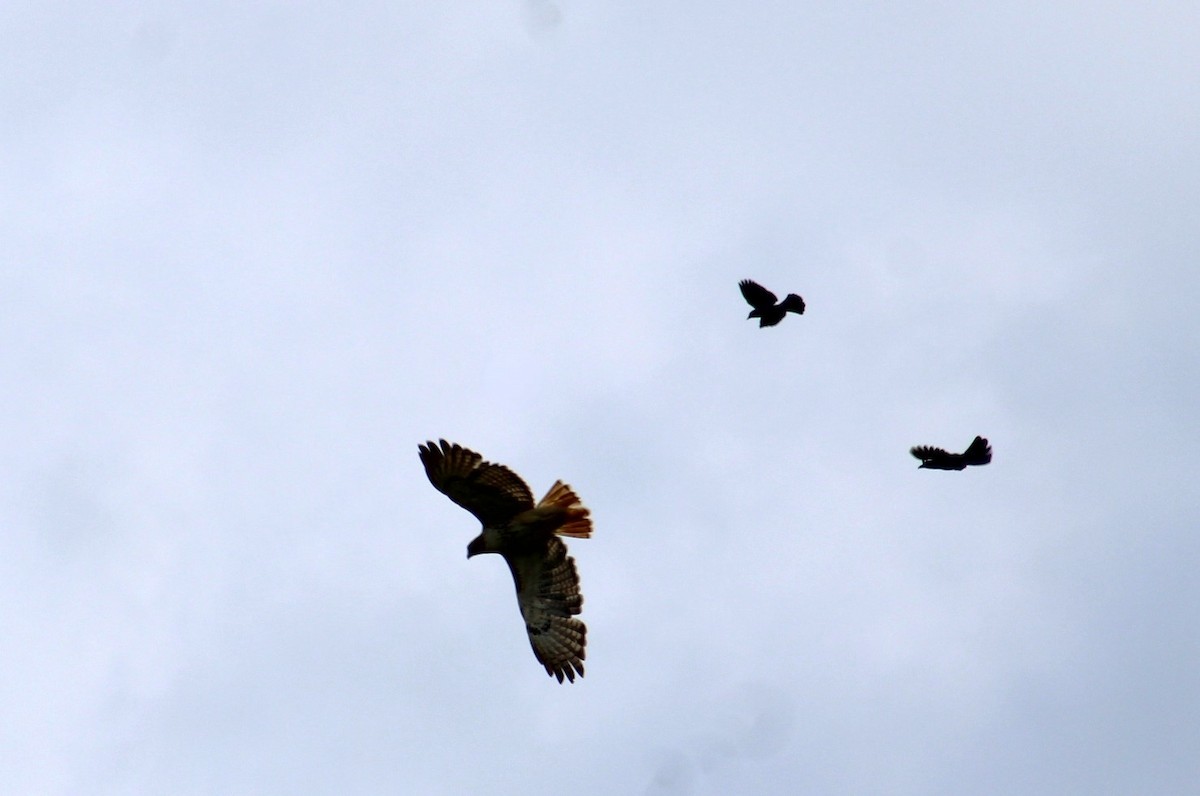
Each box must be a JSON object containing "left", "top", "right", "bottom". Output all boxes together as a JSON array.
[
  {"left": 911, "top": 436, "right": 992, "bottom": 470},
  {"left": 739, "top": 279, "right": 805, "bottom": 327}
]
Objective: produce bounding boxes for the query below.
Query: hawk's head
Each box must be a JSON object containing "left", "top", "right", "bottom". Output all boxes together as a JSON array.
[{"left": 466, "top": 529, "right": 503, "bottom": 558}]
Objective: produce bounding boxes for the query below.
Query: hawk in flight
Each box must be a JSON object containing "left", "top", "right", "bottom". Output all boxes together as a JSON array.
[
  {"left": 418, "top": 439, "right": 592, "bottom": 683},
  {"left": 739, "top": 279, "right": 806, "bottom": 327},
  {"left": 911, "top": 436, "right": 993, "bottom": 470}
]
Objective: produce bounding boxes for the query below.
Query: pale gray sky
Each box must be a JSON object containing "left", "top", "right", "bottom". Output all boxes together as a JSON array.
[{"left": 2, "top": 3, "right": 1197, "bottom": 794}]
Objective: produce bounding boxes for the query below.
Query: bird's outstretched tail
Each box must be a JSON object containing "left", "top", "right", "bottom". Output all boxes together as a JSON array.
[
  {"left": 538, "top": 480, "right": 592, "bottom": 538},
  {"left": 780, "top": 293, "right": 806, "bottom": 315}
]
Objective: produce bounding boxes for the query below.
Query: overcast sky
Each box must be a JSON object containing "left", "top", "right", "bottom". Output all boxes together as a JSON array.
[{"left": 2, "top": 2, "right": 1198, "bottom": 794}]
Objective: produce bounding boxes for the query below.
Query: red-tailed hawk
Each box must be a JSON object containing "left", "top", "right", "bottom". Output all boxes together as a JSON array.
[
  {"left": 739, "top": 279, "right": 806, "bottom": 327},
  {"left": 910, "top": 436, "right": 993, "bottom": 470},
  {"left": 418, "top": 439, "right": 592, "bottom": 683}
]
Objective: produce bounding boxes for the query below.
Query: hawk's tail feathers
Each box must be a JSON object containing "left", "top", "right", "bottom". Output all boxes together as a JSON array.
[{"left": 538, "top": 480, "right": 592, "bottom": 538}]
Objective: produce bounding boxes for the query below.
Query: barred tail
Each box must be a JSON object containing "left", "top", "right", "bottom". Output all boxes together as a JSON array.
[{"left": 538, "top": 480, "right": 592, "bottom": 538}]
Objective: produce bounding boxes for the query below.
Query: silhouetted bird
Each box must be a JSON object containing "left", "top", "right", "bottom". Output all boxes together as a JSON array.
[
  {"left": 739, "top": 279, "right": 805, "bottom": 327},
  {"left": 911, "top": 436, "right": 992, "bottom": 470}
]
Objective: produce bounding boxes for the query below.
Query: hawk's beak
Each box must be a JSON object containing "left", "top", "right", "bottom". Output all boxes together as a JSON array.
[{"left": 466, "top": 536, "right": 484, "bottom": 558}]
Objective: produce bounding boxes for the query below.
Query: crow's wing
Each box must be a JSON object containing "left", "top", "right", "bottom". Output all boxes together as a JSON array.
[
  {"left": 961, "top": 436, "right": 992, "bottom": 466},
  {"left": 739, "top": 279, "right": 779, "bottom": 310},
  {"left": 911, "top": 445, "right": 952, "bottom": 465}
]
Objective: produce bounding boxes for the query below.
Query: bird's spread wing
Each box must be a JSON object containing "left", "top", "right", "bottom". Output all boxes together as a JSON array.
[
  {"left": 911, "top": 445, "right": 951, "bottom": 464},
  {"left": 419, "top": 440, "right": 535, "bottom": 527},
  {"left": 739, "top": 279, "right": 778, "bottom": 310},
  {"left": 505, "top": 537, "right": 586, "bottom": 683},
  {"left": 962, "top": 436, "right": 992, "bottom": 466}
]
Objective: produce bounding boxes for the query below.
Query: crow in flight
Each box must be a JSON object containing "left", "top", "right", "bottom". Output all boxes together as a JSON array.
[
  {"left": 739, "top": 279, "right": 805, "bottom": 327},
  {"left": 910, "top": 436, "right": 992, "bottom": 470}
]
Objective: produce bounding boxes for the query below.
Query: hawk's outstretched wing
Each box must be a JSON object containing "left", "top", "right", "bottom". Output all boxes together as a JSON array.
[
  {"left": 504, "top": 537, "right": 586, "bottom": 683},
  {"left": 739, "top": 279, "right": 779, "bottom": 310},
  {"left": 419, "top": 439, "right": 535, "bottom": 527}
]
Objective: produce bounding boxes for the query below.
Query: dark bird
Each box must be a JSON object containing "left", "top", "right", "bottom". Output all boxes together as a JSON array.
[
  {"left": 739, "top": 279, "right": 806, "bottom": 327},
  {"left": 418, "top": 439, "right": 592, "bottom": 683},
  {"left": 910, "top": 436, "right": 993, "bottom": 470}
]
